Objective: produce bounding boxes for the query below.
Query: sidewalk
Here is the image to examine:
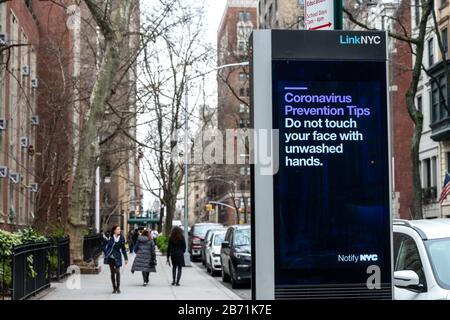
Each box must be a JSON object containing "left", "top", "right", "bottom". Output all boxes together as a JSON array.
[{"left": 38, "top": 252, "right": 242, "bottom": 300}]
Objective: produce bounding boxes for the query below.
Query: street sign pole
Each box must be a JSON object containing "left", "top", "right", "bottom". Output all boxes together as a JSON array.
[{"left": 334, "top": 0, "right": 343, "bottom": 30}]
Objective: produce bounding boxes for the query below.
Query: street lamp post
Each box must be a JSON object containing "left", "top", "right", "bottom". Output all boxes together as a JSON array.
[{"left": 183, "top": 61, "right": 249, "bottom": 266}]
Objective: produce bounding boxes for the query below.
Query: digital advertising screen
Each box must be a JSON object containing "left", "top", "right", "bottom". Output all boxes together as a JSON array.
[{"left": 271, "top": 59, "right": 392, "bottom": 297}]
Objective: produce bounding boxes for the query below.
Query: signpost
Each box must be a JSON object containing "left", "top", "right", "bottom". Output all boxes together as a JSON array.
[
  {"left": 251, "top": 30, "right": 392, "bottom": 300},
  {"left": 305, "top": 0, "right": 343, "bottom": 30}
]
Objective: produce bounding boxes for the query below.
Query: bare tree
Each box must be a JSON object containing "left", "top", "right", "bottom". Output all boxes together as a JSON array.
[{"left": 139, "top": 2, "right": 213, "bottom": 235}]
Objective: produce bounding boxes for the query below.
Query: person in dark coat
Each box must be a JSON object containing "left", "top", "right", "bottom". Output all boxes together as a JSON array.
[
  {"left": 103, "top": 225, "right": 128, "bottom": 294},
  {"left": 131, "top": 229, "right": 139, "bottom": 251},
  {"left": 131, "top": 229, "right": 157, "bottom": 286},
  {"left": 167, "top": 227, "right": 186, "bottom": 286},
  {"left": 127, "top": 230, "right": 134, "bottom": 253}
]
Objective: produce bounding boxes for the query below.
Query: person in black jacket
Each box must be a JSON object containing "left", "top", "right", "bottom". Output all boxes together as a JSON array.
[
  {"left": 167, "top": 227, "right": 186, "bottom": 286},
  {"left": 103, "top": 225, "right": 128, "bottom": 294},
  {"left": 131, "top": 228, "right": 139, "bottom": 253}
]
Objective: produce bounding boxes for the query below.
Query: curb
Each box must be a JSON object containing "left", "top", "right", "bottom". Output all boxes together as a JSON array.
[{"left": 191, "top": 262, "right": 243, "bottom": 300}]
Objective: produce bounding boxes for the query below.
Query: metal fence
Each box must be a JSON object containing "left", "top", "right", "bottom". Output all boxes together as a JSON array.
[
  {"left": 0, "top": 234, "right": 102, "bottom": 300},
  {"left": 11, "top": 242, "right": 52, "bottom": 300},
  {"left": 83, "top": 233, "right": 103, "bottom": 263},
  {"left": 50, "top": 237, "right": 70, "bottom": 281}
]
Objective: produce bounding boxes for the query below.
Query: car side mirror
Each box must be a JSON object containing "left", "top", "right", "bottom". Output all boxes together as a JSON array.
[
  {"left": 394, "top": 270, "right": 424, "bottom": 292},
  {"left": 221, "top": 241, "right": 230, "bottom": 249}
]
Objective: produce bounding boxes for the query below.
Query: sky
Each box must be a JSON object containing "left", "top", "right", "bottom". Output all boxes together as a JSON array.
[{"left": 205, "top": 0, "right": 227, "bottom": 47}]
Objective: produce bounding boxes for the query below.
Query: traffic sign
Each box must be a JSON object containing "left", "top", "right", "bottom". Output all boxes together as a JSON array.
[{"left": 305, "top": 0, "right": 335, "bottom": 30}]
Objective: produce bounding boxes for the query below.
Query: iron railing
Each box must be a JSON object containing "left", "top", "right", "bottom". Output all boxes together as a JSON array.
[
  {"left": 11, "top": 242, "right": 52, "bottom": 300},
  {"left": 50, "top": 237, "right": 70, "bottom": 281},
  {"left": 83, "top": 234, "right": 103, "bottom": 263}
]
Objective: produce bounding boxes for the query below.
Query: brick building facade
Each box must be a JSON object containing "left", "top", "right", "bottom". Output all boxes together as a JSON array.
[
  {"left": 0, "top": 1, "right": 39, "bottom": 230},
  {"left": 211, "top": 0, "right": 257, "bottom": 225}
]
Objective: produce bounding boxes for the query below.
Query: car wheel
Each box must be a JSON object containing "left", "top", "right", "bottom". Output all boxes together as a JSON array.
[
  {"left": 230, "top": 264, "right": 239, "bottom": 289},
  {"left": 222, "top": 268, "right": 230, "bottom": 283}
]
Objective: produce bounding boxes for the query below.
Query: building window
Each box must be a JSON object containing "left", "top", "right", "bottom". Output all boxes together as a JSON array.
[
  {"left": 424, "top": 158, "right": 431, "bottom": 187},
  {"left": 25, "top": 0, "right": 33, "bottom": 11},
  {"left": 239, "top": 11, "right": 245, "bottom": 21},
  {"left": 447, "top": 151, "right": 450, "bottom": 172},
  {"left": 238, "top": 40, "right": 245, "bottom": 52},
  {"left": 239, "top": 72, "right": 246, "bottom": 82},
  {"left": 442, "top": 28, "right": 448, "bottom": 58},
  {"left": 432, "top": 156, "right": 437, "bottom": 187},
  {"left": 422, "top": 157, "right": 438, "bottom": 202},
  {"left": 245, "top": 12, "right": 252, "bottom": 22},
  {"left": 240, "top": 103, "right": 249, "bottom": 113},
  {"left": 417, "top": 95, "right": 422, "bottom": 113},
  {"left": 239, "top": 119, "right": 250, "bottom": 128},
  {"left": 239, "top": 87, "right": 245, "bottom": 97},
  {"left": 428, "top": 38, "right": 434, "bottom": 66},
  {"left": 240, "top": 166, "right": 250, "bottom": 175},
  {"left": 430, "top": 75, "right": 447, "bottom": 123}
]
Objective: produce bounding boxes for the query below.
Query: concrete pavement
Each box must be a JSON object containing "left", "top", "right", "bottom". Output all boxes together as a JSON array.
[{"left": 38, "top": 252, "right": 242, "bottom": 300}]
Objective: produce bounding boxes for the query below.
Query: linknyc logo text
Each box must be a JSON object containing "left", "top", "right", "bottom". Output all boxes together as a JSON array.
[{"left": 339, "top": 35, "right": 382, "bottom": 45}]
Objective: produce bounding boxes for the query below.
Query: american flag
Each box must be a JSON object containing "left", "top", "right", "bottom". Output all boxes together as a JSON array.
[{"left": 439, "top": 172, "right": 450, "bottom": 204}]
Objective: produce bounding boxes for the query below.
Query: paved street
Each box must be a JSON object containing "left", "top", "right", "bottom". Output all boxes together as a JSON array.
[
  {"left": 37, "top": 253, "right": 242, "bottom": 300},
  {"left": 192, "top": 262, "right": 251, "bottom": 300}
]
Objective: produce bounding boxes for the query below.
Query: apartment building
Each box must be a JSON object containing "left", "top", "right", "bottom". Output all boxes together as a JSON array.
[
  {"left": 417, "top": 0, "right": 450, "bottom": 218},
  {"left": 212, "top": 0, "right": 256, "bottom": 225},
  {"left": 0, "top": 0, "right": 142, "bottom": 233},
  {"left": 0, "top": 1, "right": 39, "bottom": 230}
]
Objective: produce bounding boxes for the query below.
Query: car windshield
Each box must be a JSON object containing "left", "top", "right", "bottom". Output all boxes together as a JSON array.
[
  {"left": 234, "top": 228, "right": 251, "bottom": 246},
  {"left": 206, "top": 229, "right": 221, "bottom": 241},
  {"left": 426, "top": 238, "right": 450, "bottom": 289},
  {"left": 194, "top": 225, "right": 220, "bottom": 238},
  {"left": 213, "top": 233, "right": 225, "bottom": 246}
]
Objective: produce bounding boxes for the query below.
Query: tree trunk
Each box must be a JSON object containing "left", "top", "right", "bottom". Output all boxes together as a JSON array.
[
  {"left": 410, "top": 116, "right": 424, "bottom": 219},
  {"left": 404, "top": 0, "right": 432, "bottom": 220},
  {"left": 67, "top": 0, "right": 134, "bottom": 263},
  {"left": 158, "top": 206, "right": 164, "bottom": 233},
  {"left": 164, "top": 200, "right": 175, "bottom": 236}
]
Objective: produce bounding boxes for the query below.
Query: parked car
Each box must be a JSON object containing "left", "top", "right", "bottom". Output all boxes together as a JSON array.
[
  {"left": 221, "top": 225, "right": 251, "bottom": 289},
  {"left": 189, "top": 223, "right": 223, "bottom": 261},
  {"left": 205, "top": 230, "right": 227, "bottom": 276},
  {"left": 201, "top": 227, "right": 226, "bottom": 265},
  {"left": 393, "top": 219, "right": 450, "bottom": 300}
]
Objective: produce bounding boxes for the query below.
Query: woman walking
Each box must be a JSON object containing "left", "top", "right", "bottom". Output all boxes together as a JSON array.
[
  {"left": 167, "top": 227, "right": 186, "bottom": 286},
  {"left": 131, "top": 229, "right": 157, "bottom": 286},
  {"left": 103, "top": 225, "right": 128, "bottom": 294}
]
